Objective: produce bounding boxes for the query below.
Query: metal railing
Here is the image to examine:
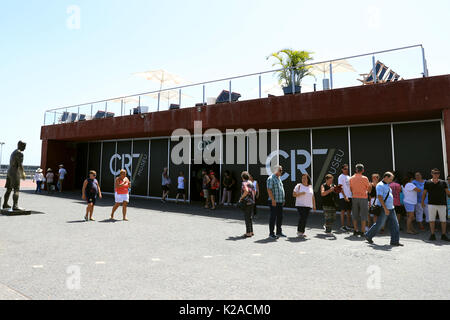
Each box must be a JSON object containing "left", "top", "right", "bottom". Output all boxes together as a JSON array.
[{"left": 43, "top": 44, "right": 428, "bottom": 126}]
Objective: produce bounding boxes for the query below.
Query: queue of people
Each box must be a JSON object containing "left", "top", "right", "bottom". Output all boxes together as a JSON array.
[
  {"left": 32, "top": 164, "right": 68, "bottom": 194},
  {"left": 49, "top": 163, "right": 450, "bottom": 244}
]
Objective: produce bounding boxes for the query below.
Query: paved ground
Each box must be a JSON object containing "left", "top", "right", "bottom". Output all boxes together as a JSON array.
[{"left": 0, "top": 188, "right": 449, "bottom": 300}]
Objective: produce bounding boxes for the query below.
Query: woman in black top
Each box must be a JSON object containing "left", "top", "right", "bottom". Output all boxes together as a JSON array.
[{"left": 321, "top": 174, "right": 337, "bottom": 235}]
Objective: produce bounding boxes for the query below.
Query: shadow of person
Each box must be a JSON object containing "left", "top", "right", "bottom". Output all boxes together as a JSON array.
[
  {"left": 98, "top": 219, "right": 121, "bottom": 223},
  {"left": 286, "top": 237, "right": 308, "bottom": 243},
  {"left": 314, "top": 234, "right": 337, "bottom": 241},
  {"left": 226, "top": 235, "right": 248, "bottom": 241},
  {"left": 367, "top": 243, "right": 393, "bottom": 251},
  {"left": 66, "top": 220, "right": 87, "bottom": 224},
  {"left": 254, "top": 237, "right": 278, "bottom": 244}
]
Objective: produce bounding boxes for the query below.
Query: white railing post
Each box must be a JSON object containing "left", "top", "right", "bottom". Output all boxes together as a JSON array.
[
  {"left": 291, "top": 67, "right": 295, "bottom": 94},
  {"left": 229, "top": 81, "right": 232, "bottom": 102},
  {"left": 372, "top": 56, "right": 377, "bottom": 84},
  {"left": 179, "top": 89, "right": 182, "bottom": 107},
  {"left": 329, "top": 62, "right": 333, "bottom": 89},
  {"left": 259, "top": 74, "right": 262, "bottom": 98},
  {"left": 422, "top": 46, "right": 429, "bottom": 77},
  {"left": 105, "top": 102, "right": 108, "bottom": 118},
  {"left": 202, "top": 85, "right": 205, "bottom": 105}
]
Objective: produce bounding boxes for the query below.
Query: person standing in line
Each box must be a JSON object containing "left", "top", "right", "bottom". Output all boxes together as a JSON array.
[
  {"left": 220, "top": 170, "right": 234, "bottom": 206},
  {"left": 33, "top": 168, "right": 44, "bottom": 194},
  {"left": 422, "top": 168, "right": 450, "bottom": 241},
  {"left": 338, "top": 164, "right": 353, "bottom": 232},
  {"left": 321, "top": 174, "right": 338, "bottom": 236},
  {"left": 175, "top": 171, "right": 186, "bottom": 204},
  {"left": 201, "top": 169, "right": 211, "bottom": 209},
  {"left": 161, "top": 167, "right": 171, "bottom": 203},
  {"left": 249, "top": 174, "right": 259, "bottom": 219},
  {"left": 238, "top": 171, "right": 256, "bottom": 238},
  {"left": 368, "top": 174, "right": 380, "bottom": 227},
  {"left": 413, "top": 172, "right": 429, "bottom": 231},
  {"left": 293, "top": 173, "right": 316, "bottom": 238},
  {"left": 209, "top": 171, "right": 219, "bottom": 210},
  {"left": 82, "top": 170, "right": 102, "bottom": 221},
  {"left": 365, "top": 172, "right": 403, "bottom": 246},
  {"left": 349, "top": 164, "right": 372, "bottom": 237},
  {"left": 402, "top": 173, "right": 421, "bottom": 234},
  {"left": 111, "top": 169, "right": 130, "bottom": 221},
  {"left": 57, "top": 164, "right": 67, "bottom": 193},
  {"left": 390, "top": 175, "right": 404, "bottom": 232},
  {"left": 267, "top": 165, "right": 286, "bottom": 239},
  {"left": 46, "top": 168, "right": 55, "bottom": 194}
]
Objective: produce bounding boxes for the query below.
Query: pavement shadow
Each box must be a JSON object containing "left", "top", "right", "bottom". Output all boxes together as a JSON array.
[
  {"left": 66, "top": 220, "right": 87, "bottom": 224},
  {"left": 314, "top": 234, "right": 337, "bottom": 241},
  {"left": 254, "top": 237, "right": 278, "bottom": 244},
  {"left": 226, "top": 235, "right": 248, "bottom": 241},
  {"left": 285, "top": 237, "right": 309, "bottom": 243},
  {"left": 367, "top": 243, "right": 393, "bottom": 251},
  {"left": 98, "top": 219, "right": 122, "bottom": 223}
]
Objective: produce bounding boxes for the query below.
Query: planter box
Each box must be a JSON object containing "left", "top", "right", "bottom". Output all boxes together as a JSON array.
[{"left": 283, "top": 85, "right": 301, "bottom": 95}]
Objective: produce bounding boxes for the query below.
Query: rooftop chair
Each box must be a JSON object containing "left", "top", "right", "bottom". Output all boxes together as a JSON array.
[
  {"left": 94, "top": 111, "right": 114, "bottom": 119},
  {"left": 133, "top": 106, "right": 149, "bottom": 114},
  {"left": 60, "top": 111, "right": 70, "bottom": 123},
  {"left": 384, "top": 70, "right": 396, "bottom": 83},
  {"left": 69, "top": 113, "right": 78, "bottom": 123},
  {"left": 358, "top": 60, "right": 386, "bottom": 85},
  {"left": 216, "top": 90, "right": 241, "bottom": 104},
  {"left": 78, "top": 114, "right": 86, "bottom": 121}
]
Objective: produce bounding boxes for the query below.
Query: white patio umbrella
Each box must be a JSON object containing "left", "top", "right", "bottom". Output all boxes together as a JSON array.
[
  {"left": 132, "top": 69, "right": 188, "bottom": 91},
  {"left": 310, "top": 59, "right": 356, "bottom": 77}
]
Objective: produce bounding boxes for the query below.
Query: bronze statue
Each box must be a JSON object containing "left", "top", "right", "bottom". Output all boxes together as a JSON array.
[{"left": 3, "top": 141, "right": 26, "bottom": 211}]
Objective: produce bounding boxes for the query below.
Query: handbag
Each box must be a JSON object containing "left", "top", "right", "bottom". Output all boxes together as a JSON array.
[{"left": 369, "top": 191, "right": 390, "bottom": 217}]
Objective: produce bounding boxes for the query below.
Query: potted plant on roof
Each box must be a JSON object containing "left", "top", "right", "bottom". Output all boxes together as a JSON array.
[{"left": 267, "top": 49, "right": 314, "bottom": 95}]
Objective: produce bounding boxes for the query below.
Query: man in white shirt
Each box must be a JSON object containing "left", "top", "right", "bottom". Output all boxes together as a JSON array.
[
  {"left": 57, "top": 164, "right": 68, "bottom": 193},
  {"left": 338, "top": 164, "right": 353, "bottom": 232}
]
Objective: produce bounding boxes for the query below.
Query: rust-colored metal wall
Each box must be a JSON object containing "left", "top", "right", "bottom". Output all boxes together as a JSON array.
[{"left": 40, "top": 75, "right": 450, "bottom": 190}]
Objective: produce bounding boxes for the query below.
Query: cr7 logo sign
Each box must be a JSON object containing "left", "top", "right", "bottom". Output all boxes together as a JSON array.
[{"left": 110, "top": 154, "right": 140, "bottom": 176}]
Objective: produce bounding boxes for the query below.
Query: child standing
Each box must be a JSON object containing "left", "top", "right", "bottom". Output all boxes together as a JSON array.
[
  {"left": 33, "top": 168, "right": 44, "bottom": 194},
  {"left": 82, "top": 171, "right": 102, "bottom": 221},
  {"left": 176, "top": 171, "right": 186, "bottom": 204}
]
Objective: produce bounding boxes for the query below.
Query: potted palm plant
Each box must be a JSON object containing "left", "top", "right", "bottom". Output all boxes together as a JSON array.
[{"left": 267, "top": 49, "right": 314, "bottom": 95}]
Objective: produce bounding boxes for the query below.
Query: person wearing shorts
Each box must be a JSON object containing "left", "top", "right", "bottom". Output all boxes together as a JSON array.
[
  {"left": 350, "top": 164, "right": 371, "bottom": 237},
  {"left": 422, "top": 168, "right": 450, "bottom": 241},
  {"left": 111, "top": 169, "right": 130, "bottom": 221},
  {"left": 161, "top": 167, "right": 171, "bottom": 203},
  {"left": 82, "top": 171, "right": 102, "bottom": 221}
]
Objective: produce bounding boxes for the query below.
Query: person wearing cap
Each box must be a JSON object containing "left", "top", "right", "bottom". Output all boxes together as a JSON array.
[
  {"left": 33, "top": 168, "right": 45, "bottom": 194},
  {"left": 45, "top": 168, "right": 55, "bottom": 194},
  {"left": 57, "top": 164, "right": 67, "bottom": 193}
]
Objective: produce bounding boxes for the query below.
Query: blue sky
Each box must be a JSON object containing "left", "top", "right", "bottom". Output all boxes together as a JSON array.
[{"left": 1, "top": 0, "right": 449, "bottom": 165}]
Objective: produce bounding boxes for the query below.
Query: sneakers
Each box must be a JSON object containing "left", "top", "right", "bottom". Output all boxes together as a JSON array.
[
  {"left": 277, "top": 233, "right": 287, "bottom": 238},
  {"left": 353, "top": 231, "right": 360, "bottom": 237},
  {"left": 340, "top": 226, "right": 348, "bottom": 232},
  {"left": 269, "top": 234, "right": 279, "bottom": 240},
  {"left": 390, "top": 243, "right": 404, "bottom": 247},
  {"left": 429, "top": 234, "right": 437, "bottom": 241},
  {"left": 365, "top": 236, "right": 374, "bottom": 244},
  {"left": 441, "top": 234, "right": 450, "bottom": 242}
]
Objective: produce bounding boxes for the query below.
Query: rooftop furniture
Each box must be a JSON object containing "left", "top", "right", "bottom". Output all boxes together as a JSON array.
[
  {"left": 169, "top": 104, "right": 180, "bottom": 110},
  {"left": 60, "top": 112, "right": 70, "bottom": 123},
  {"left": 94, "top": 111, "right": 115, "bottom": 119},
  {"left": 133, "top": 106, "right": 149, "bottom": 114},
  {"left": 216, "top": 90, "right": 241, "bottom": 104},
  {"left": 359, "top": 60, "right": 403, "bottom": 85}
]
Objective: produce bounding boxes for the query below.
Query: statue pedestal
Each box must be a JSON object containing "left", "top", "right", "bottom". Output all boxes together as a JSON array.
[{"left": 1, "top": 209, "right": 31, "bottom": 216}]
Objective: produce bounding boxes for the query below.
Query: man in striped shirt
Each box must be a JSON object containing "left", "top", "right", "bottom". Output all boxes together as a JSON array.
[{"left": 267, "top": 165, "right": 286, "bottom": 239}]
